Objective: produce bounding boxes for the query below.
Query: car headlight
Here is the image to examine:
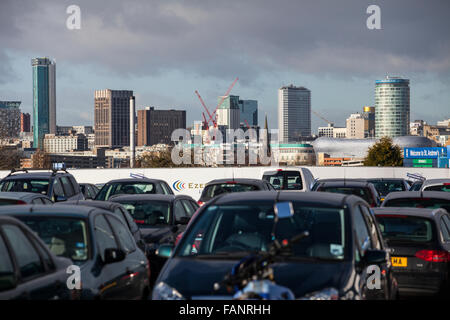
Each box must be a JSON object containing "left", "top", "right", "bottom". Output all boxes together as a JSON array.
[
  {"left": 152, "top": 282, "right": 185, "bottom": 300},
  {"left": 299, "top": 287, "right": 339, "bottom": 300}
]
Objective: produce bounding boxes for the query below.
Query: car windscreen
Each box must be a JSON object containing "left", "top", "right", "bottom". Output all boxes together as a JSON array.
[
  {"left": 95, "top": 182, "right": 156, "bottom": 200},
  {"left": 263, "top": 171, "right": 303, "bottom": 190},
  {"left": 423, "top": 184, "right": 450, "bottom": 192},
  {"left": 177, "top": 202, "right": 347, "bottom": 261},
  {"left": 367, "top": 180, "right": 406, "bottom": 197},
  {"left": 383, "top": 198, "right": 450, "bottom": 212},
  {"left": 202, "top": 183, "right": 259, "bottom": 201},
  {"left": 0, "top": 179, "right": 50, "bottom": 195},
  {"left": 14, "top": 216, "right": 90, "bottom": 263},
  {"left": 317, "top": 187, "right": 374, "bottom": 205},
  {"left": 119, "top": 201, "right": 171, "bottom": 227},
  {"left": 376, "top": 215, "right": 435, "bottom": 243}
]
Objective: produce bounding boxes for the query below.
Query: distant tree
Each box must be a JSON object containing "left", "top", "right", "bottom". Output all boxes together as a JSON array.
[
  {"left": 0, "top": 147, "right": 22, "bottom": 170},
  {"left": 364, "top": 137, "right": 403, "bottom": 167},
  {"left": 137, "top": 149, "right": 176, "bottom": 168},
  {"left": 32, "top": 149, "right": 51, "bottom": 169}
]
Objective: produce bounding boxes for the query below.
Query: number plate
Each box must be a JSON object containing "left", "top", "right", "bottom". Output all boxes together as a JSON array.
[{"left": 391, "top": 256, "right": 407, "bottom": 267}]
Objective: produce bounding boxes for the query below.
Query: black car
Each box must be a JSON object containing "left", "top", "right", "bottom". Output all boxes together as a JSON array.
[
  {"left": 79, "top": 183, "right": 99, "bottom": 200},
  {"left": 61, "top": 200, "right": 147, "bottom": 255},
  {"left": 314, "top": 181, "right": 381, "bottom": 207},
  {"left": 0, "top": 192, "right": 53, "bottom": 205},
  {"left": 109, "top": 194, "right": 199, "bottom": 285},
  {"left": 152, "top": 191, "right": 398, "bottom": 300},
  {"left": 95, "top": 178, "right": 174, "bottom": 201},
  {"left": 361, "top": 178, "right": 410, "bottom": 201},
  {"left": 0, "top": 215, "right": 73, "bottom": 300},
  {"left": 381, "top": 191, "right": 450, "bottom": 212},
  {"left": 198, "top": 178, "right": 275, "bottom": 206},
  {"left": 373, "top": 207, "right": 450, "bottom": 297},
  {"left": 0, "top": 205, "right": 150, "bottom": 299},
  {"left": 0, "top": 168, "right": 84, "bottom": 202}
]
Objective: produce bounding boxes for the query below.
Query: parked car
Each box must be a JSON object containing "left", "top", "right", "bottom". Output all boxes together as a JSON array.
[
  {"left": 373, "top": 207, "right": 450, "bottom": 297},
  {"left": 60, "top": 200, "right": 147, "bottom": 255},
  {"left": 314, "top": 181, "right": 381, "bottom": 207},
  {"left": 420, "top": 179, "right": 450, "bottom": 193},
  {"left": 0, "top": 192, "right": 53, "bottom": 205},
  {"left": 109, "top": 194, "right": 199, "bottom": 285},
  {"left": 0, "top": 215, "right": 73, "bottom": 300},
  {"left": 381, "top": 191, "right": 450, "bottom": 212},
  {"left": 0, "top": 205, "right": 150, "bottom": 300},
  {"left": 361, "top": 178, "right": 410, "bottom": 201},
  {"left": 311, "top": 178, "right": 361, "bottom": 191},
  {"left": 95, "top": 178, "right": 174, "bottom": 201},
  {"left": 262, "top": 167, "right": 315, "bottom": 192},
  {"left": 152, "top": 191, "right": 398, "bottom": 300},
  {"left": 409, "top": 180, "right": 424, "bottom": 191},
  {"left": 198, "top": 178, "right": 275, "bottom": 206},
  {"left": 0, "top": 168, "right": 84, "bottom": 202},
  {"left": 79, "top": 183, "right": 99, "bottom": 200}
]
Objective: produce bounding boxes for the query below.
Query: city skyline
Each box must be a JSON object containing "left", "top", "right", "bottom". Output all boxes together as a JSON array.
[{"left": 0, "top": 1, "right": 449, "bottom": 133}]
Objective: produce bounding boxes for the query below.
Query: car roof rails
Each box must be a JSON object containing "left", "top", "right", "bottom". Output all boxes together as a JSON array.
[
  {"left": 6, "top": 168, "right": 29, "bottom": 177},
  {"left": 51, "top": 168, "right": 68, "bottom": 176}
]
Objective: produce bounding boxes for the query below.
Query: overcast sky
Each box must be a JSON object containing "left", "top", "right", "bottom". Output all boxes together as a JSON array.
[{"left": 0, "top": 0, "right": 449, "bottom": 133}]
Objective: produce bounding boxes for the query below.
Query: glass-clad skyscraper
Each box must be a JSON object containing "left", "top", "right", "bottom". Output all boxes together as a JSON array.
[
  {"left": 32, "top": 57, "right": 56, "bottom": 149},
  {"left": 375, "top": 76, "right": 410, "bottom": 139}
]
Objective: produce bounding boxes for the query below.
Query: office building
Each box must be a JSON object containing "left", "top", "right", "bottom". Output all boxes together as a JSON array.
[
  {"left": 346, "top": 113, "right": 367, "bottom": 139},
  {"left": 137, "top": 107, "right": 186, "bottom": 146},
  {"left": 239, "top": 99, "right": 258, "bottom": 127},
  {"left": 375, "top": 76, "right": 410, "bottom": 138},
  {"left": 32, "top": 57, "right": 56, "bottom": 149},
  {"left": 57, "top": 125, "right": 93, "bottom": 135},
  {"left": 20, "top": 112, "right": 31, "bottom": 133},
  {"left": 216, "top": 95, "right": 240, "bottom": 130},
  {"left": 278, "top": 85, "right": 311, "bottom": 142},
  {"left": 94, "top": 89, "right": 133, "bottom": 148},
  {"left": 362, "top": 106, "right": 375, "bottom": 138},
  {"left": 43, "top": 133, "right": 88, "bottom": 153},
  {"left": 0, "top": 101, "right": 21, "bottom": 138}
]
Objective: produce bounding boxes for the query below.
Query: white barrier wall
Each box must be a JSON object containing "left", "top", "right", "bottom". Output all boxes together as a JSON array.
[{"left": 1, "top": 166, "right": 448, "bottom": 200}]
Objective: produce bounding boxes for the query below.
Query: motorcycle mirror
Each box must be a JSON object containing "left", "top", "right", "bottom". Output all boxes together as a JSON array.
[{"left": 274, "top": 202, "right": 294, "bottom": 219}]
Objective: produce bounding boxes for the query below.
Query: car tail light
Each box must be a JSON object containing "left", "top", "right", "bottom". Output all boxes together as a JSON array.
[
  {"left": 415, "top": 250, "right": 450, "bottom": 262},
  {"left": 225, "top": 181, "right": 236, "bottom": 184},
  {"left": 443, "top": 183, "right": 450, "bottom": 186},
  {"left": 197, "top": 200, "right": 204, "bottom": 206},
  {"left": 175, "top": 233, "right": 183, "bottom": 246},
  {"left": 134, "top": 219, "right": 145, "bottom": 224},
  {"left": 16, "top": 200, "right": 27, "bottom": 205}
]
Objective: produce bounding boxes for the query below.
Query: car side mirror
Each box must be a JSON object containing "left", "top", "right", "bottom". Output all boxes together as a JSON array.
[
  {"left": 363, "top": 249, "right": 387, "bottom": 265},
  {"left": 104, "top": 248, "right": 126, "bottom": 264},
  {"left": 156, "top": 244, "right": 174, "bottom": 258},
  {"left": 55, "top": 195, "right": 67, "bottom": 202}
]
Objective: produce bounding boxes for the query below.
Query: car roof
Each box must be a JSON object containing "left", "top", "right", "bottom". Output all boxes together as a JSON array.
[
  {"left": 206, "top": 178, "right": 266, "bottom": 186},
  {"left": 317, "top": 181, "right": 371, "bottom": 188},
  {"left": 62, "top": 200, "right": 123, "bottom": 210},
  {"left": 0, "top": 204, "right": 101, "bottom": 219},
  {"left": 422, "top": 179, "right": 450, "bottom": 186},
  {"left": 383, "top": 191, "right": 450, "bottom": 201},
  {"left": 107, "top": 194, "right": 181, "bottom": 202},
  {"left": 0, "top": 192, "right": 45, "bottom": 200},
  {"left": 363, "top": 178, "right": 406, "bottom": 182},
  {"left": 212, "top": 190, "right": 359, "bottom": 208},
  {"left": 104, "top": 178, "right": 166, "bottom": 184},
  {"left": 373, "top": 207, "right": 445, "bottom": 218}
]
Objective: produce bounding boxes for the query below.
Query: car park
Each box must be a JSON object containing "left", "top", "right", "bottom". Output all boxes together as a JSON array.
[
  {"left": 60, "top": 200, "right": 148, "bottom": 255},
  {"left": 0, "top": 215, "right": 73, "bottom": 300},
  {"left": 0, "top": 168, "right": 84, "bottom": 202},
  {"left": 0, "top": 205, "right": 150, "bottom": 300},
  {"left": 381, "top": 191, "right": 450, "bottom": 212},
  {"left": 0, "top": 192, "right": 53, "bottom": 205},
  {"left": 420, "top": 179, "right": 450, "bottom": 192},
  {"left": 109, "top": 194, "right": 199, "bottom": 285},
  {"left": 262, "top": 167, "right": 315, "bottom": 191},
  {"left": 152, "top": 191, "right": 397, "bottom": 300},
  {"left": 79, "top": 183, "right": 100, "bottom": 200},
  {"left": 373, "top": 207, "right": 450, "bottom": 297},
  {"left": 198, "top": 178, "right": 275, "bottom": 206},
  {"left": 314, "top": 180, "right": 381, "bottom": 207},
  {"left": 95, "top": 178, "right": 174, "bottom": 201}
]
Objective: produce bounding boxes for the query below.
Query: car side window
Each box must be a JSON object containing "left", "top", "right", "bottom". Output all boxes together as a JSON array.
[
  {"left": 2, "top": 224, "right": 45, "bottom": 280},
  {"left": 69, "top": 177, "right": 80, "bottom": 194},
  {"left": 440, "top": 215, "right": 450, "bottom": 242},
  {"left": 34, "top": 240, "right": 56, "bottom": 271},
  {"left": 0, "top": 232, "right": 15, "bottom": 287},
  {"left": 160, "top": 183, "right": 170, "bottom": 195},
  {"left": 60, "top": 176, "right": 75, "bottom": 198},
  {"left": 53, "top": 178, "right": 65, "bottom": 198},
  {"left": 94, "top": 214, "right": 118, "bottom": 261},
  {"left": 360, "top": 205, "right": 382, "bottom": 250},
  {"left": 120, "top": 208, "right": 138, "bottom": 233},
  {"left": 353, "top": 205, "right": 372, "bottom": 254},
  {"left": 174, "top": 200, "right": 187, "bottom": 222},
  {"left": 181, "top": 200, "right": 195, "bottom": 217},
  {"left": 107, "top": 216, "right": 136, "bottom": 254}
]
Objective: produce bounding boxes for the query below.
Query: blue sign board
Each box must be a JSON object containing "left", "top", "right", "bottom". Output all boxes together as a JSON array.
[{"left": 404, "top": 147, "right": 445, "bottom": 159}]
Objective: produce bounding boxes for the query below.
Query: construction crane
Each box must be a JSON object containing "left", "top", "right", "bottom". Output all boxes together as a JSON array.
[
  {"left": 312, "top": 110, "right": 334, "bottom": 126},
  {"left": 195, "top": 90, "right": 217, "bottom": 128},
  {"left": 206, "top": 77, "right": 239, "bottom": 127}
]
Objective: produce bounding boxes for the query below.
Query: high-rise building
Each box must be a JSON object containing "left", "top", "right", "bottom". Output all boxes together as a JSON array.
[
  {"left": 346, "top": 113, "right": 367, "bottom": 139},
  {"left": 0, "top": 101, "right": 21, "bottom": 138},
  {"left": 32, "top": 57, "right": 56, "bottom": 149},
  {"left": 137, "top": 107, "right": 186, "bottom": 146},
  {"left": 216, "top": 95, "right": 240, "bottom": 130},
  {"left": 20, "top": 112, "right": 31, "bottom": 133},
  {"left": 375, "top": 76, "right": 410, "bottom": 138},
  {"left": 362, "top": 106, "right": 375, "bottom": 138},
  {"left": 94, "top": 89, "right": 133, "bottom": 148},
  {"left": 239, "top": 99, "right": 258, "bottom": 127},
  {"left": 278, "top": 85, "right": 311, "bottom": 142}
]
